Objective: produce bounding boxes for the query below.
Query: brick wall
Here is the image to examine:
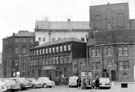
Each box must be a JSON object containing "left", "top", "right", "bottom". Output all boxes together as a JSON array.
[{"left": 90, "top": 3, "right": 129, "bottom": 30}]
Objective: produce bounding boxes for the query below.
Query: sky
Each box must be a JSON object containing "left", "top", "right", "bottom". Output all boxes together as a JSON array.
[{"left": 0, "top": 0, "right": 135, "bottom": 52}]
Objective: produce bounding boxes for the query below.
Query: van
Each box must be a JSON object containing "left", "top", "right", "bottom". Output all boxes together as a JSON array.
[{"left": 68, "top": 76, "right": 78, "bottom": 87}]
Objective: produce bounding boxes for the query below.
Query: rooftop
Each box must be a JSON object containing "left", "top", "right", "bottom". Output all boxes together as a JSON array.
[
  {"left": 15, "top": 30, "right": 35, "bottom": 37},
  {"left": 35, "top": 19, "right": 90, "bottom": 30},
  {"left": 33, "top": 37, "right": 86, "bottom": 49},
  {"left": 90, "top": 2, "right": 128, "bottom": 7}
]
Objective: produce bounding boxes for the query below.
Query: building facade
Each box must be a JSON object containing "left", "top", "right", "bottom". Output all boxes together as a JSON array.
[
  {"left": 19, "top": 54, "right": 30, "bottom": 77},
  {"left": 90, "top": 3, "right": 129, "bottom": 30},
  {"left": 87, "top": 29, "right": 135, "bottom": 82},
  {"left": 2, "top": 30, "right": 35, "bottom": 77},
  {"left": 28, "top": 37, "right": 86, "bottom": 84},
  {"left": 35, "top": 19, "right": 90, "bottom": 45}
]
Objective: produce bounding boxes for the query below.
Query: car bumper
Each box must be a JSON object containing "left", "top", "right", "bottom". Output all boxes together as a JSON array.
[{"left": 99, "top": 85, "right": 111, "bottom": 88}]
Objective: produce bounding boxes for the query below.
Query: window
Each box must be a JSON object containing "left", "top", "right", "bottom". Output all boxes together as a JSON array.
[
  {"left": 91, "top": 49, "right": 96, "bottom": 56},
  {"left": 43, "top": 49, "right": 45, "bottom": 54},
  {"left": 23, "top": 38, "right": 26, "bottom": 43},
  {"left": 30, "top": 38, "right": 33, "bottom": 43},
  {"left": 58, "top": 38, "right": 61, "bottom": 40},
  {"left": 97, "top": 62, "right": 100, "bottom": 70},
  {"left": 107, "top": 22, "right": 112, "bottom": 29},
  {"left": 46, "top": 48, "right": 48, "bottom": 54},
  {"left": 22, "top": 48, "right": 26, "bottom": 54},
  {"left": 68, "top": 45, "right": 71, "bottom": 51},
  {"left": 124, "top": 61, "right": 129, "bottom": 69},
  {"left": 118, "top": 46, "right": 128, "bottom": 56},
  {"left": 60, "top": 56, "right": 63, "bottom": 64},
  {"left": 119, "top": 61, "right": 123, "bottom": 71},
  {"left": 118, "top": 47, "right": 123, "bottom": 56},
  {"left": 43, "top": 37, "right": 46, "bottom": 42},
  {"left": 96, "top": 48, "right": 100, "bottom": 56},
  {"left": 53, "top": 47, "right": 55, "bottom": 53},
  {"left": 36, "top": 50, "right": 38, "bottom": 55},
  {"left": 92, "top": 62, "right": 96, "bottom": 70},
  {"left": 60, "top": 46, "right": 63, "bottom": 52},
  {"left": 56, "top": 47, "right": 59, "bottom": 52},
  {"left": 15, "top": 59, "right": 18, "bottom": 66},
  {"left": 15, "top": 47, "right": 19, "bottom": 54},
  {"left": 15, "top": 38, "right": 19, "bottom": 43},
  {"left": 107, "top": 47, "right": 112, "bottom": 56},
  {"left": 39, "top": 49, "right": 42, "bottom": 55},
  {"left": 123, "top": 73, "right": 128, "bottom": 78},
  {"left": 107, "top": 59, "right": 112, "bottom": 66},
  {"left": 38, "top": 37, "right": 41, "bottom": 42},
  {"left": 53, "top": 57, "right": 55, "bottom": 64},
  {"left": 64, "top": 45, "right": 67, "bottom": 51},
  {"left": 56, "top": 57, "right": 59, "bottom": 64},
  {"left": 123, "top": 47, "right": 128, "bottom": 56},
  {"left": 49, "top": 48, "right": 51, "bottom": 53},
  {"left": 52, "top": 38, "right": 55, "bottom": 41},
  {"left": 81, "top": 38, "right": 85, "bottom": 41}
]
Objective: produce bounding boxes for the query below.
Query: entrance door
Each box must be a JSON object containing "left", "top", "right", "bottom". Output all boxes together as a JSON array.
[
  {"left": 46, "top": 70, "right": 51, "bottom": 79},
  {"left": 111, "top": 70, "right": 116, "bottom": 81}
]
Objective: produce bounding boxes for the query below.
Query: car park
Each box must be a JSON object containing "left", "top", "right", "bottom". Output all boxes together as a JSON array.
[
  {"left": 99, "top": 78, "right": 111, "bottom": 89},
  {"left": 26, "top": 78, "right": 43, "bottom": 88},
  {"left": 37, "top": 77, "right": 55, "bottom": 88},
  {"left": 68, "top": 76, "right": 78, "bottom": 87}
]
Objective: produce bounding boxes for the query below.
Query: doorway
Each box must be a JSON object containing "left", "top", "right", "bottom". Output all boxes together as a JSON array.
[{"left": 111, "top": 70, "right": 116, "bottom": 81}]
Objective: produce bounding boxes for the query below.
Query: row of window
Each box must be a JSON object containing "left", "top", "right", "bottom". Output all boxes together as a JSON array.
[
  {"left": 4, "top": 38, "right": 34, "bottom": 44},
  {"left": 29, "top": 56, "right": 72, "bottom": 66},
  {"left": 15, "top": 38, "right": 34, "bottom": 43},
  {"left": 31, "top": 44, "right": 71, "bottom": 56},
  {"left": 38, "top": 37, "right": 85, "bottom": 42},
  {"left": 91, "top": 46, "right": 128, "bottom": 57}
]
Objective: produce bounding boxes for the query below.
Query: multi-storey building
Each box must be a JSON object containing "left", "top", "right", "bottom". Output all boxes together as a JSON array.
[
  {"left": 2, "top": 30, "right": 35, "bottom": 77},
  {"left": 35, "top": 19, "right": 90, "bottom": 45},
  {"left": 90, "top": 3, "right": 129, "bottom": 30},
  {"left": 87, "top": 29, "right": 135, "bottom": 82},
  {"left": 28, "top": 37, "right": 86, "bottom": 84}
]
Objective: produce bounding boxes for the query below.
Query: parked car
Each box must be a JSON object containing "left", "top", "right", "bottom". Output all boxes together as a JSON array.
[
  {"left": 3, "top": 78, "right": 21, "bottom": 91},
  {"left": 68, "top": 76, "right": 78, "bottom": 87},
  {"left": 9, "top": 78, "right": 21, "bottom": 91},
  {"left": 11, "top": 78, "right": 32, "bottom": 89},
  {"left": 99, "top": 78, "right": 111, "bottom": 89},
  {"left": 26, "top": 78, "right": 42, "bottom": 88},
  {"left": 0, "top": 78, "right": 7, "bottom": 92},
  {"left": 37, "top": 77, "right": 55, "bottom": 88}
]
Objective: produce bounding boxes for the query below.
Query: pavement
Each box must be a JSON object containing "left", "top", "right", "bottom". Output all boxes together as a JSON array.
[{"left": 20, "top": 82, "right": 135, "bottom": 92}]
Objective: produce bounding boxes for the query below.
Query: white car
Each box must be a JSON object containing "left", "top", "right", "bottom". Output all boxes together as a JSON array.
[
  {"left": 0, "top": 78, "right": 7, "bottom": 92},
  {"left": 99, "top": 78, "right": 111, "bottom": 89},
  {"left": 37, "top": 77, "right": 55, "bottom": 88},
  {"left": 68, "top": 76, "right": 78, "bottom": 87}
]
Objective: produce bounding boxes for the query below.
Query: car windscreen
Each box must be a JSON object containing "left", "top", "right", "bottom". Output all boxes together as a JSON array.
[{"left": 100, "top": 78, "right": 110, "bottom": 83}]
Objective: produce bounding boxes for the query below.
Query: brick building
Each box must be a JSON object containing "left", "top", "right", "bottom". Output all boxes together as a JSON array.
[
  {"left": 2, "top": 30, "right": 35, "bottom": 77},
  {"left": 28, "top": 37, "right": 86, "bottom": 84},
  {"left": 87, "top": 29, "right": 135, "bottom": 82},
  {"left": 35, "top": 19, "right": 90, "bottom": 45},
  {"left": 19, "top": 54, "right": 30, "bottom": 77},
  {"left": 90, "top": 3, "right": 129, "bottom": 30}
]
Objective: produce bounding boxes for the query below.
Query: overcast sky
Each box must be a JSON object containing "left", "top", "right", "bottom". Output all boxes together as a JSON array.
[{"left": 0, "top": 0, "right": 134, "bottom": 52}]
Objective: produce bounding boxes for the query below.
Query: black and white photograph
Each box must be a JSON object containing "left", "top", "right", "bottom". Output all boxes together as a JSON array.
[{"left": 0, "top": 0, "right": 135, "bottom": 92}]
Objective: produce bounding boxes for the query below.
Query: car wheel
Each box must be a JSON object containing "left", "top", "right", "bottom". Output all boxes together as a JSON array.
[{"left": 43, "top": 84, "right": 47, "bottom": 88}]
